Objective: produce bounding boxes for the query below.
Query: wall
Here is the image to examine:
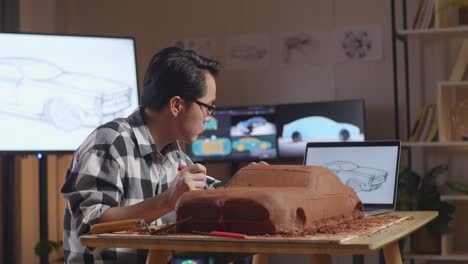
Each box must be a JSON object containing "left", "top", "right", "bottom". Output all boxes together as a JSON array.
[
  {"left": 56, "top": 0, "right": 397, "bottom": 140},
  {"left": 13, "top": 0, "right": 400, "bottom": 263}
]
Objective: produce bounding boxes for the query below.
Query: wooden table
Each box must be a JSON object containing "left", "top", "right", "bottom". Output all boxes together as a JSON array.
[{"left": 80, "top": 211, "right": 437, "bottom": 264}]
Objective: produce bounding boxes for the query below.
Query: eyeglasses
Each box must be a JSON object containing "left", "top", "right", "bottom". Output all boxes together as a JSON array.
[{"left": 190, "top": 99, "right": 216, "bottom": 117}]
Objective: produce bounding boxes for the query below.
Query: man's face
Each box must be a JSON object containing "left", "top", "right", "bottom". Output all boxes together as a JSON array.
[{"left": 180, "top": 72, "right": 216, "bottom": 143}]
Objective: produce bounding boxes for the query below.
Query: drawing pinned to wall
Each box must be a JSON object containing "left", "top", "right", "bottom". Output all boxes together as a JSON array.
[
  {"left": 225, "top": 34, "right": 270, "bottom": 70},
  {"left": 334, "top": 24, "right": 383, "bottom": 62},
  {"left": 280, "top": 32, "right": 330, "bottom": 65},
  {"left": 172, "top": 37, "right": 216, "bottom": 59}
]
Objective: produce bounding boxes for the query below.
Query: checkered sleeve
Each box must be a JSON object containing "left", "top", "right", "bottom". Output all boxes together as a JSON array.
[{"left": 62, "top": 148, "right": 124, "bottom": 237}]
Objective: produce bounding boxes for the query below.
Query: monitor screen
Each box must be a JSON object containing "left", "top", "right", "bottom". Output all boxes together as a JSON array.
[
  {"left": 304, "top": 142, "right": 400, "bottom": 205},
  {"left": 0, "top": 33, "right": 139, "bottom": 153},
  {"left": 229, "top": 106, "right": 277, "bottom": 160},
  {"left": 187, "top": 105, "right": 278, "bottom": 162},
  {"left": 189, "top": 108, "right": 232, "bottom": 162},
  {"left": 276, "top": 99, "right": 365, "bottom": 158}
]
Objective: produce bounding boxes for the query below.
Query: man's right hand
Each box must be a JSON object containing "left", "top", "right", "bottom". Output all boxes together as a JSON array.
[{"left": 165, "top": 163, "right": 207, "bottom": 208}]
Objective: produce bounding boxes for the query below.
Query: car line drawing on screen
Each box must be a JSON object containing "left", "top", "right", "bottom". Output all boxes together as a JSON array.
[
  {"left": 281, "top": 116, "right": 363, "bottom": 142},
  {"left": 321, "top": 161, "right": 388, "bottom": 193},
  {"left": 232, "top": 137, "right": 272, "bottom": 152},
  {"left": 0, "top": 57, "right": 133, "bottom": 131},
  {"left": 192, "top": 136, "right": 231, "bottom": 156}
]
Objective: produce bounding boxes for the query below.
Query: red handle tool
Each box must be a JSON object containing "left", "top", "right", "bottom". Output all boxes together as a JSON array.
[{"left": 177, "top": 164, "right": 187, "bottom": 171}]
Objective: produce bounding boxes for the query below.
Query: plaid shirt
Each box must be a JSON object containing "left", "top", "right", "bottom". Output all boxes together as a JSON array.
[{"left": 61, "top": 107, "right": 193, "bottom": 264}]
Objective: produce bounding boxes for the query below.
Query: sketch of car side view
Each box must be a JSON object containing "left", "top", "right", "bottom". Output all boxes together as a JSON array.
[
  {"left": 282, "top": 116, "right": 363, "bottom": 142},
  {"left": 0, "top": 57, "right": 133, "bottom": 131},
  {"left": 229, "top": 44, "right": 267, "bottom": 61},
  {"left": 322, "top": 161, "right": 388, "bottom": 193}
]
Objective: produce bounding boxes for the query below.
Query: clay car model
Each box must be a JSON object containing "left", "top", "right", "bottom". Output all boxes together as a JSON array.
[
  {"left": 322, "top": 161, "right": 388, "bottom": 192},
  {"left": 176, "top": 165, "right": 363, "bottom": 235},
  {"left": 0, "top": 57, "right": 133, "bottom": 131},
  {"left": 282, "top": 116, "right": 362, "bottom": 142},
  {"left": 232, "top": 137, "right": 272, "bottom": 152}
]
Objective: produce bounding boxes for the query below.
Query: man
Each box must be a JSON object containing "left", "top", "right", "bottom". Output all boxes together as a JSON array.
[{"left": 62, "top": 47, "right": 220, "bottom": 263}]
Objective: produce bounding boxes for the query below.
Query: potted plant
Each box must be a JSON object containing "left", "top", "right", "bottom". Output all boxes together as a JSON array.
[
  {"left": 397, "top": 164, "right": 456, "bottom": 254},
  {"left": 35, "top": 240, "right": 63, "bottom": 262}
]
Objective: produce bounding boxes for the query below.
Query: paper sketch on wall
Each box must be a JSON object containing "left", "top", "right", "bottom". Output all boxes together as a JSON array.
[
  {"left": 334, "top": 24, "right": 383, "bottom": 62},
  {"left": 171, "top": 37, "right": 216, "bottom": 59},
  {"left": 280, "top": 32, "right": 330, "bottom": 65},
  {"left": 321, "top": 161, "right": 388, "bottom": 193},
  {"left": 225, "top": 34, "right": 270, "bottom": 70},
  {"left": 0, "top": 57, "right": 133, "bottom": 131}
]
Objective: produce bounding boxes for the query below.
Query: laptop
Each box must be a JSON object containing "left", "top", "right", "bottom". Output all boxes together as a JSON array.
[{"left": 303, "top": 141, "right": 401, "bottom": 215}]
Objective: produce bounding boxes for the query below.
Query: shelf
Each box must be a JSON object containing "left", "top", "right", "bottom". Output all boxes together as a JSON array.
[
  {"left": 405, "top": 253, "right": 468, "bottom": 261},
  {"left": 441, "top": 194, "right": 468, "bottom": 201},
  {"left": 397, "top": 26, "right": 468, "bottom": 40},
  {"left": 402, "top": 142, "right": 468, "bottom": 148}
]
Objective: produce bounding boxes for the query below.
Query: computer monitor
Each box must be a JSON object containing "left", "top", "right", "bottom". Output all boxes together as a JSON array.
[
  {"left": 187, "top": 105, "right": 278, "bottom": 162},
  {"left": 276, "top": 99, "right": 365, "bottom": 158},
  {"left": 188, "top": 107, "right": 232, "bottom": 162},
  {"left": 0, "top": 33, "right": 139, "bottom": 153},
  {"left": 229, "top": 105, "right": 277, "bottom": 160}
]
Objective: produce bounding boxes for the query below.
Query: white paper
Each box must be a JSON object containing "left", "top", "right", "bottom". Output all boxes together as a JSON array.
[
  {"left": 334, "top": 24, "right": 383, "bottom": 62},
  {"left": 225, "top": 34, "right": 270, "bottom": 70},
  {"left": 172, "top": 37, "right": 217, "bottom": 59},
  {"left": 280, "top": 32, "right": 331, "bottom": 65}
]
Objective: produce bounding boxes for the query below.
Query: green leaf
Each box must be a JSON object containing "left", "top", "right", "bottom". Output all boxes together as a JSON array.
[
  {"left": 35, "top": 240, "right": 53, "bottom": 257},
  {"left": 447, "top": 181, "right": 468, "bottom": 194},
  {"left": 34, "top": 240, "right": 63, "bottom": 257},
  {"left": 422, "top": 164, "right": 448, "bottom": 184}
]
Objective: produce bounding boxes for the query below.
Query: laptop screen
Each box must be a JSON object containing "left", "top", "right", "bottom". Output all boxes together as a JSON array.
[{"left": 304, "top": 141, "right": 400, "bottom": 206}]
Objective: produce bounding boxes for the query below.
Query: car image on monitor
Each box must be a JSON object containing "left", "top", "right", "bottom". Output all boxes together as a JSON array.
[
  {"left": 0, "top": 57, "right": 133, "bottom": 131},
  {"left": 282, "top": 116, "right": 362, "bottom": 142}
]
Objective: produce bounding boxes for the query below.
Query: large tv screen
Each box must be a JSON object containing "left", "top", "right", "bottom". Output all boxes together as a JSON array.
[
  {"left": 276, "top": 99, "right": 365, "bottom": 158},
  {"left": 187, "top": 105, "right": 278, "bottom": 162},
  {"left": 0, "top": 33, "right": 139, "bottom": 153}
]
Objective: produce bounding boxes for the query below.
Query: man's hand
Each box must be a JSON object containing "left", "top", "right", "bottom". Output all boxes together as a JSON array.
[
  {"left": 249, "top": 161, "right": 269, "bottom": 166},
  {"left": 165, "top": 163, "right": 207, "bottom": 207},
  {"left": 100, "top": 163, "right": 208, "bottom": 224}
]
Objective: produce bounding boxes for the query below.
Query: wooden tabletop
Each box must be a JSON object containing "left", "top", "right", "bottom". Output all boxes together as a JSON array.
[{"left": 80, "top": 211, "right": 437, "bottom": 256}]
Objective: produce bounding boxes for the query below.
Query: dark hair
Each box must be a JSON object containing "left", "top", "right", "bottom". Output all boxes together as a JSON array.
[{"left": 141, "top": 47, "right": 221, "bottom": 111}]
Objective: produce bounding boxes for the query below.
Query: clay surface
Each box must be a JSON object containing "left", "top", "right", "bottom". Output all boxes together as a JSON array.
[{"left": 176, "top": 165, "right": 364, "bottom": 235}]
